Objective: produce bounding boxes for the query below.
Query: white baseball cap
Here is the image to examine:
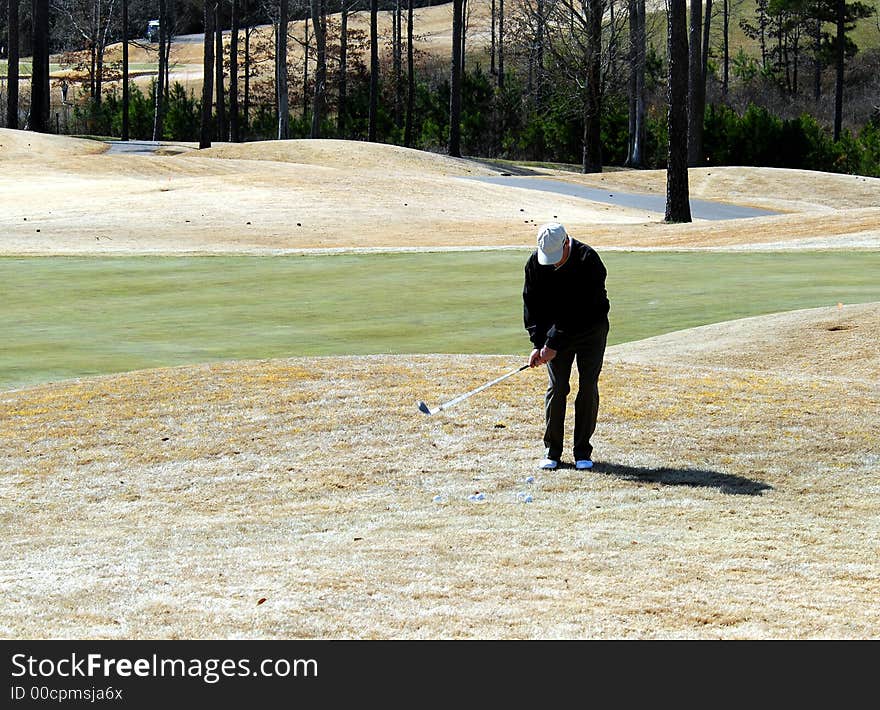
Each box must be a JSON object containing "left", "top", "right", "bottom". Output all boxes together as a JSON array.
[{"left": 536, "top": 222, "right": 568, "bottom": 265}]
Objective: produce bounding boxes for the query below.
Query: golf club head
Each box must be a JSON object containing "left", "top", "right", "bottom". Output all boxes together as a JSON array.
[{"left": 417, "top": 401, "right": 432, "bottom": 415}]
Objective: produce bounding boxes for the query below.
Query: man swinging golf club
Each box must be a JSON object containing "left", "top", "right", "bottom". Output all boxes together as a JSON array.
[{"left": 524, "top": 222, "right": 610, "bottom": 471}]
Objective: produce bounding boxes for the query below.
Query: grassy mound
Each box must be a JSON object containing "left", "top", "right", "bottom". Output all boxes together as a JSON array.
[
  {"left": 0, "top": 128, "right": 107, "bottom": 162},
  {"left": 194, "top": 138, "right": 498, "bottom": 177}
]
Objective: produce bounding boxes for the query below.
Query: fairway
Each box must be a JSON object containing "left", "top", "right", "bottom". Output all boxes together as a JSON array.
[{"left": 2, "top": 249, "right": 879, "bottom": 390}]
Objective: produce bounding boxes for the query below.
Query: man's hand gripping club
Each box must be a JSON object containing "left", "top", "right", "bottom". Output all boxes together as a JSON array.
[{"left": 529, "top": 345, "right": 557, "bottom": 368}]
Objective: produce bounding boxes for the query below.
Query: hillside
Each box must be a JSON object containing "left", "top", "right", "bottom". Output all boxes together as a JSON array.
[{"left": 1, "top": 130, "right": 878, "bottom": 254}]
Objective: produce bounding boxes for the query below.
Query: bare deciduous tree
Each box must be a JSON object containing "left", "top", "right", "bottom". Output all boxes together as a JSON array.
[
  {"left": 337, "top": 0, "right": 349, "bottom": 138},
  {"left": 6, "top": 0, "right": 20, "bottom": 129},
  {"left": 230, "top": 0, "right": 240, "bottom": 141},
  {"left": 54, "top": 0, "right": 117, "bottom": 110},
  {"left": 626, "top": 0, "right": 647, "bottom": 167},
  {"left": 215, "top": 2, "right": 227, "bottom": 140},
  {"left": 834, "top": 0, "right": 844, "bottom": 140},
  {"left": 393, "top": 0, "right": 402, "bottom": 127},
  {"left": 498, "top": 0, "right": 505, "bottom": 89},
  {"left": 153, "top": 0, "right": 167, "bottom": 140},
  {"left": 121, "top": 0, "right": 129, "bottom": 139},
  {"left": 404, "top": 0, "right": 414, "bottom": 146},
  {"left": 310, "top": 0, "right": 327, "bottom": 137},
  {"left": 301, "top": 16, "right": 309, "bottom": 120},
  {"left": 523, "top": 0, "right": 617, "bottom": 173},
  {"left": 277, "top": 0, "right": 289, "bottom": 138},
  {"left": 369, "top": 0, "right": 378, "bottom": 141},
  {"left": 201, "top": 0, "right": 216, "bottom": 148}
]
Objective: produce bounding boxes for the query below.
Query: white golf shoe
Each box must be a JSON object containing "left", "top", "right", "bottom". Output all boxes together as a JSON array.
[
  {"left": 538, "top": 458, "right": 558, "bottom": 470},
  {"left": 575, "top": 459, "right": 594, "bottom": 470}
]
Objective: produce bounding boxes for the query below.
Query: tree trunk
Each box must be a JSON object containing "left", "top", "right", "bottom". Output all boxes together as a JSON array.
[
  {"left": 277, "top": 0, "right": 289, "bottom": 138},
  {"left": 582, "top": 0, "right": 602, "bottom": 173},
  {"left": 245, "top": 24, "right": 251, "bottom": 137},
  {"left": 607, "top": 0, "right": 618, "bottom": 79},
  {"left": 122, "top": 0, "right": 129, "bottom": 139},
  {"left": 534, "top": 0, "right": 543, "bottom": 103},
  {"left": 302, "top": 17, "right": 309, "bottom": 121},
  {"left": 95, "top": 0, "right": 104, "bottom": 109},
  {"left": 461, "top": 0, "right": 467, "bottom": 76},
  {"left": 7, "top": 0, "right": 20, "bottom": 129},
  {"left": 310, "top": 0, "right": 326, "bottom": 137},
  {"left": 758, "top": 1, "right": 767, "bottom": 68},
  {"left": 700, "top": 0, "right": 712, "bottom": 87},
  {"left": 368, "top": 0, "right": 378, "bottom": 141},
  {"left": 31, "top": 0, "right": 50, "bottom": 132},
  {"left": 696, "top": 0, "right": 713, "bottom": 161},
  {"left": 490, "top": 0, "right": 495, "bottom": 76},
  {"left": 635, "top": 0, "right": 646, "bottom": 166},
  {"left": 200, "top": 0, "right": 216, "bottom": 148},
  {"left": 687, "top": 0, "right": 702, "bottom": 166},
  {"left": 666, "top": 0, "right": 691, "bottom": 223},
  {"left": 163, "top": 15, "right": 171, "bottom": 100},
  {"left": 627, "top": 0, "right": 637, "bottom": 165},
  {"left": 813, "top": 18, "right": 821, "bottom": 101},
  {"left": 498, "top": 0, "right": 504, "bottom": 89},
  {"left": 833, "top": 0, "right": 844, "bottom": 141},
  {"left": 701, "top": 0, "right": 712, "bottom": 95},
  {"left": 404, "top": 0, "right": 414, "bottom": 146},
  {"left": 722, "top": 0, "right": 729, "bottom": 95},
  {"left": 777, "top": 24, "right": 787, "bottom": 94},
  {"left": 449, "top": 0, "right": 463, "bottom": 157},
  {"left": 90, "top": 42, "right": 96, "bottom": 101},
  {"left": 152, "top": 0, "right": 167, "bottom": 141},
  {"left": 626, "top": 0, "right": 646, "bottom": 168},
  {"left": 96, "top": 0, "right": 109, "bottom": 109},
  {"left": 215, "top": 3, "right": 227, "bottom": 141},
  {"left": 394, "top": 0, "right": 402, "bottom": 128},
  {"left": 230, "top": 0, "right": 239, "bottom": 141},
  {"left": 337, "top": 1, "right": 348, "bottom": 138}
]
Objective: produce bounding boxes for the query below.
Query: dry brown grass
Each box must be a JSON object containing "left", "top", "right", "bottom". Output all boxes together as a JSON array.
[
  {"left": 1, "top": 129, "right": 879, "bottom": 255},
  {"left": 1, "top": 131, "right": 878, "bottom": 639},
  {"left": 1, "top": 304, "right": 878, "bottom": 639}
]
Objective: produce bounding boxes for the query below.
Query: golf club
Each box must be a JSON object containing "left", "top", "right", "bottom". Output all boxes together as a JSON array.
[{"left": 417, "top": 364, "right": 530, "bottom": 415}]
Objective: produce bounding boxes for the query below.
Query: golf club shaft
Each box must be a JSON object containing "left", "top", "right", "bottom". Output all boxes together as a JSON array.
[{"left": 435, "top": 364, "right": 529, "bottom": 412}]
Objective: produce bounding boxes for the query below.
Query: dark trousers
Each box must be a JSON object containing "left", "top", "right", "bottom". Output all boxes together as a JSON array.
[{"left": 544, "top": 319, "right": 609, "bottom": 462}]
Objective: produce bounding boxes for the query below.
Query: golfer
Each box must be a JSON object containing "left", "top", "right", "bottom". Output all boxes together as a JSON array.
[{"left": 523, "top": 222, "right": 610, "bottom": 471}]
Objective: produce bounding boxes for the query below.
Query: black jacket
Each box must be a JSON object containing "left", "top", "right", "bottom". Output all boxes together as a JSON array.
[{"left": 523, "top": 238, "right": 610, "bottom": 351}]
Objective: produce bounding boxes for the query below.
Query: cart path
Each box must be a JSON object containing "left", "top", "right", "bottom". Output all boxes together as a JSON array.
[
  {"left": 102, "top": 140, "right": 164, "bottom": 155},
  {"left": 466, "top": 175, "right": 779, "bottom": 220}
]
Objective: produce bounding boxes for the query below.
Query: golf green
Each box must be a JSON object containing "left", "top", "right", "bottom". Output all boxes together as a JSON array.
[{"left": 2, "top": 250, "right": 878, "bottom": 390}]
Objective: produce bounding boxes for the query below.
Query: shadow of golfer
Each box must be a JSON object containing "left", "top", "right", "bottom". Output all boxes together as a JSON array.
[{"left": 582, "top": 461, "right": 773, "bottom": 496}]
